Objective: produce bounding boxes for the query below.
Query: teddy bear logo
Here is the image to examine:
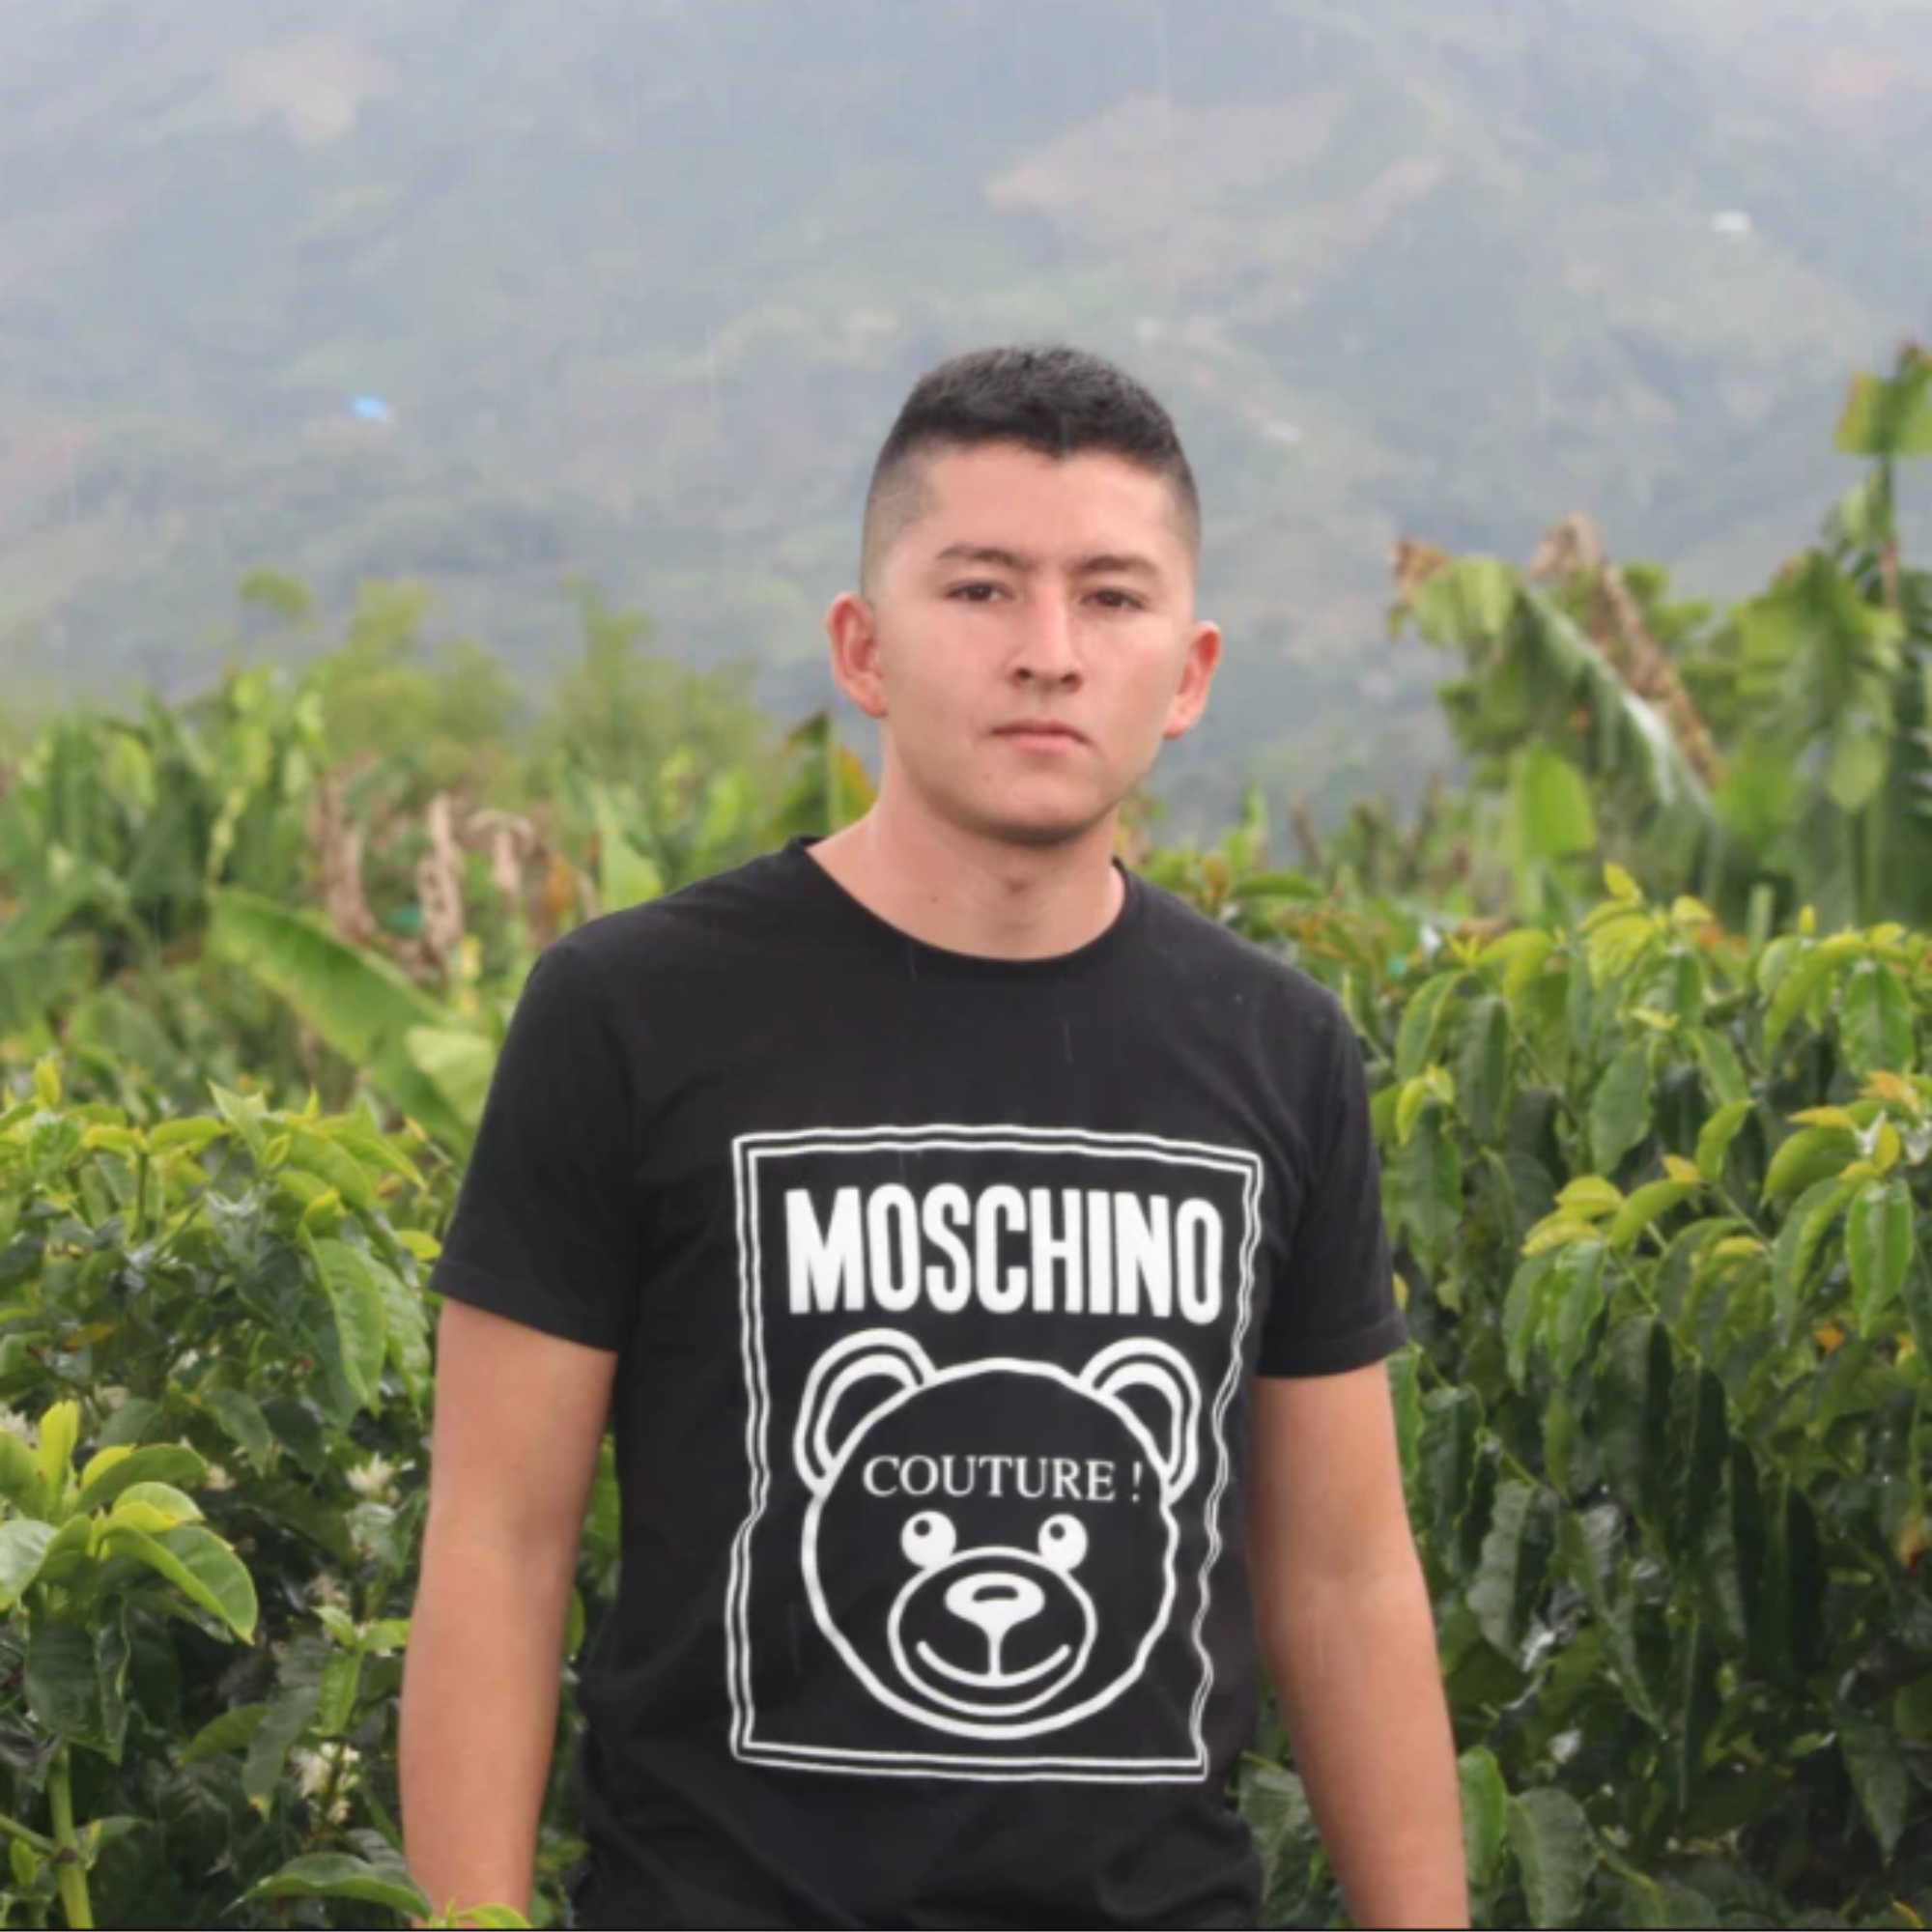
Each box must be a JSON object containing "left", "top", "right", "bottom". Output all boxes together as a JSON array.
[{"left": 793, "top": 1329, "right": 1202, "bottom": 1741}]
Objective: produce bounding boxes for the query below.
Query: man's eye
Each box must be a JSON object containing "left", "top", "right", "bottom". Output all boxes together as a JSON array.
[
  {"left": 1092, "top": 590, "right": 1143, "bottom": 611},
  {"left": 948, "top": 582, "right": 1002, "bottom": 603}
]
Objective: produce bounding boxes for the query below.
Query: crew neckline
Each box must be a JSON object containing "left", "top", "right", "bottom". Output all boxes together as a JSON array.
[{"left": 780, "top": 834, "right": 1145, "bottom": 980}]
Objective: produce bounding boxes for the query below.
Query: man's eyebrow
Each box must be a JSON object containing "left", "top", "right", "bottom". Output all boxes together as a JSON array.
[{"left": 929, "top": 543, "right": 1165, "bottom": 580}]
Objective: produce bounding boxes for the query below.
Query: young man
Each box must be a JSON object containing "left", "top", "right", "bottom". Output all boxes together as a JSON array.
[{"left": 399, "top": 345, "right": 1467, "bottom": 1929}]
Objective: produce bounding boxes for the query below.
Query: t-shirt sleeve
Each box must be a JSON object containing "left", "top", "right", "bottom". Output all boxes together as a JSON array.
[
  {"left": 1257, "top": 996, "right": 1408, "bottom": 1378},
  {"left": 427, "top": 939, "right": 639, "bottom": 1352}
]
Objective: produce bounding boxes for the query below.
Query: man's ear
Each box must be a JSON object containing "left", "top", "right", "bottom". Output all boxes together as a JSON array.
[
  {"left": 826, "top": 591, "right": 889, "bottom": 723},
  {"left": 1162, "top": 619, "right": 1223, "bottom": 743},
  {"left": 795, "top": 1329, "right": 934, "bottom": 1493}
]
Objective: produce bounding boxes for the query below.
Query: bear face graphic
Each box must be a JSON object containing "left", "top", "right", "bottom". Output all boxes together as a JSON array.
[{"left": 793, "top": 1332, "right": 1201, "bottom": 1741}]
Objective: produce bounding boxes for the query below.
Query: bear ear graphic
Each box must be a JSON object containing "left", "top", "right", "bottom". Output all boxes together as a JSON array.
[
  {"left": 1081, "top": 1338, "right": 1201, "bottom": 1501},
  {"left": 794, "top": 1329, "right": 936, "bottom": 1495}
]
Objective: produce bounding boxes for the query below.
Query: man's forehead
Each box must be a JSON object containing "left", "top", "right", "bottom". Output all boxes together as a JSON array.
[{"left": 912, "top": 448, "right": 1191, "bottom": 564}]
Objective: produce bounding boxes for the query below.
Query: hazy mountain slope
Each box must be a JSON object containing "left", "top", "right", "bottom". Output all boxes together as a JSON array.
[{"left": 3, "top": 0, "right": 1929, "bottom": 819}]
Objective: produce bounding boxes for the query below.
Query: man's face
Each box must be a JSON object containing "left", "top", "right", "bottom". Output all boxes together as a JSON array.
[{"left": 833, "top": 442, "right": 1221, "bottom": 848}]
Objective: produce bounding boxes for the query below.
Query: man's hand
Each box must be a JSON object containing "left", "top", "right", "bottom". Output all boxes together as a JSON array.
[
  {"left": 399, "top": 1298, "right": 616, "bottom": 1925},
  {"left": 1249, "top": 1362, "right": 1468, "bottom": 1928}
]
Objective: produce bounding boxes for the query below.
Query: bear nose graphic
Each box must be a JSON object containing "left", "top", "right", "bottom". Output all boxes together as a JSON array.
[{"left": 944, "top": 1572, "right": 1045, "bottom": 1652}]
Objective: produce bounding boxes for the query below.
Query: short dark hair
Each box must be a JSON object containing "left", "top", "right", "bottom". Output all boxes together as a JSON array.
[{"left": 860, "top": 344, "right": 1201, "bottom": 592}]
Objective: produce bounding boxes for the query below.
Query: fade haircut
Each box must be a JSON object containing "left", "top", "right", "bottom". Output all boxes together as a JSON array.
[{"left": 859, "top": 344, "right": 1202, "bottom": 594}]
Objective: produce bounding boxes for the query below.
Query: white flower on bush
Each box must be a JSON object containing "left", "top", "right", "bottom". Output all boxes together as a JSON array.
[
  {"left": 0, "top": 1408, "right": 37, "bottom": 1449},
  {"left": 291, "top": 1742, "right": 360, "bottom": 1826},
  {"left": 203, "top": 1462, "right": 235, "bottom": 1492},
  {"left": 311, "top": 1572, "right": 352, "bottom": 1615},
  {"left": 98, "top": 1385, "right": 129, "bottom": 1413},
  {"left": 346, "top": 1454, "right": 398, "bottom": 1503}
]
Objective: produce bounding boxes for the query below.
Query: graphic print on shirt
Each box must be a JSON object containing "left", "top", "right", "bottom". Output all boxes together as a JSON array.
[{"left": 727, "top": 1126, "right": 1264, "bottom": 1781}]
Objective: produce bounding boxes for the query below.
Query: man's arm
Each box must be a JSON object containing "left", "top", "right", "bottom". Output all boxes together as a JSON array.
[
  {"left": 399, "top": 1298, "right": 616, "bottom": 1925},
  {"left": 1249, "top": 1363, "right": 1468, "bottom": 1929}
]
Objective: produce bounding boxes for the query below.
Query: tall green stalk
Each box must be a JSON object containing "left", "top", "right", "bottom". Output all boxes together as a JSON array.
[{"left": 47, "top": 1747, "right": 93, "bottom": 1931}]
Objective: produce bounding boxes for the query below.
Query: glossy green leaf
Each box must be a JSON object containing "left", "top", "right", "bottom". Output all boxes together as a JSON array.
[
  {"left": 0, "top": 1520, "right": 54, "bottom": 1608},
  {"left": 1839, "top": 1709, "right": 1910, "bottom": 1859},
  {"left": 1762, "top": 1125, "right": 1856, "bottom": 1205},
  {"left": 1840, "top": 959, "right": 1916, "bottom": 1079},
  {"left": 309, "top": 1237, "right": 389, "bottom": 1413},
  {"left": 0, "top": 1432, "right": 37, "bottom": 1512},
  {"left": 1690, "top": 1028, "right": 1750, "bottom": 1108},
  {"left": 1848, "top": 1180, "right": 1914, "bottom": 1331},
  {"left": 99, "top": 1523, "right": 257, "bottom": 1639},
  {"left": 1547, "top": 1240, "right": 1609, "bottom": 1380},
  {"left": 1608, "top": 1179, "right": 1697, "bottom": 1252},
  {"left": 75, "top": 1443, "right": 206, "bottom": 1513},
  {"left": 202, "top": 1388, "right": 274, "bottom": 1471},
  {"left": 1589, "top": 1041, "right": 1654, "bottom": 1173},
  {"left": 24, "top": 1625, "right": 103, "bottom": 1743},
  {"left": 32, "top": 1400, "right": 80, "bottom": 1519},
  {"left": 1468, "top": 1480, "right": 1556, "bottom": 1661},
  {"left": 1454, "top": 995, "right": 1511, "bottom": 1141},
  {"left": 1693, "top": 1099, "right": 1754, "bottom": 1183},
  {"left": 1595, "top": 1319, "right": 1673, "bottom": 1531},
  {"left": 179, "top": 1702, "right": 270, "bottom": 1765},
  {"left": 1457, "top": 1747, "right": 1509, "bottom": 1888},
  {"left": 1507, "top": 1787, "right": 1596, "bottom": 1929},
  {"left": 1397, "top": 1107, "right": 1462, "bottom": 1260},
  {"left": 242, "top": 1685, "right": 320, "bottom": 1813},
  {"left": 1772, "top": 1176, "right": 1859, "bottom": 1340},
  {"left": 248, "top": 1854, "right": 432, "bottom": 1919},
  {"left": 1396, "top": 971, "right": 1466, "bottom": 1083}
]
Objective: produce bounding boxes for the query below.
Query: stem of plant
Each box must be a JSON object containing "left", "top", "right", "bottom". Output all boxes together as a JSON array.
[
  {"left": 47, "top": 1747, "right": 93, "bottom": 1930},
  {"left": 0, "top": 1809, "right": 55, "bottom": 1859}
]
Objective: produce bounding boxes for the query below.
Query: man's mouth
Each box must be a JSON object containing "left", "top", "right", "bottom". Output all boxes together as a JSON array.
[{"left": 995, "top": 720, "right": 1088, "bottom": 750}]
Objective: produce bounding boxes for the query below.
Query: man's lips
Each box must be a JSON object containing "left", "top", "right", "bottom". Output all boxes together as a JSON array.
[{"left": 994, "top": 720, "right": 1089, "bottom": 747}]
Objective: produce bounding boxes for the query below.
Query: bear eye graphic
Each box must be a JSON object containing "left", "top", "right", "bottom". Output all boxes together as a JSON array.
[
  {"left": 901, "top": 1511, "right": 957, "bottom": 1571},
  {"left": 1037, "top": 1514, "right": 1089, "bottom": 1574}
]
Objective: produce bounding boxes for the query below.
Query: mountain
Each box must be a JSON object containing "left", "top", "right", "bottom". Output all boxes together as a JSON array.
[{"left": 4, "top": 0, "right": 1931, "bottom": 823}]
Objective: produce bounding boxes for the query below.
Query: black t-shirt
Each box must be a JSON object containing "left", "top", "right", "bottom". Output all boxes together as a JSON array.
[{"left": 429, "top": 836, "right": 1405, "bottom": 1930}]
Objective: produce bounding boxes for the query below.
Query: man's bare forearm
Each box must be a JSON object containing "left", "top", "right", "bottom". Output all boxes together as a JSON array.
[
  {"left": 399, "top": 1532, "right": 576, "bottom": 1924},
  {"left": 1263, "top": 1553, "right": 1467, "bottom": 1929}
]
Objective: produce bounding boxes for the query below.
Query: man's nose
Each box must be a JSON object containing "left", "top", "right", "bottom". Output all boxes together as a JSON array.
[{"left": 1012, "top": 598, "right": 1082, "bottom": 685}]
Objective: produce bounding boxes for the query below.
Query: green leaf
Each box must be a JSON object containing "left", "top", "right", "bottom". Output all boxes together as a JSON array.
[
  {"left": 1457, "top": 1747, "right": 1509, "bottom": 1889},
  {"left": 1690, "top": 1028, "right": 1749, "bottom": 1108},
  {"left": 75, "top": 1443, "right": 206, "bottom": 1513},
  {"left": 0, "top": 1520, "right": 55, "bottom": 1608},
  {"left": 1454, "top": 996, "right": 1511, "bottom": 1142},
  {"left": 1507, "top": 1787, "right": 1596, "bottom": 1928},
  {"left": 1502, "top": 1255, "right": 1556, "bottom": 1389},
  {"left": 1589, "top": 1042, "right": 1654, "bottom": 1173},
  {"left": 1608, "top": 1180, "right": 1696, "bottom": 1252},
  {"left": 202, "top": 1388, "right": 274, "bottom": 1471},
  {"left": 1547, "top": 1241, "right": 1609, "bottom": 1381},
  {"left": 1903, "top": 1250, "right": 1932, "bottom": 1365},
  {"left": 24, "top": 1625, "right": 102, "bottom": 1743},
  {"left": 1468, "top": 1480, "right": 1556, "bottom": 1661},
  {"left": 107, "top": 1482, "right": 202, "bottom": 1527},
  {"left": 309, "top": 1238, "right": 389, "bottom": 1413},
  {"left": 1764, "top": 946, "right": 1846, "bottom": 1055},
  {"left": 1511, "top": 743, "right": 1598, "bottom": 862},
  {"left": 1772, "top": 1177, "right": 1859, "bottom": 1339},
  {"left": 0, "top": 1432, "right": 38, "bottom": 1512},
  {"left": 1836, "top": 352, "right": 1932, "bottom": 458},
  {"left": 242, "top": 1685, "right": 320, "bottom": 1813},
  {"left": 1555, "top": 1176, "right": 1624, "bottom": 1222},
  {"left": 32, "top": 1401, "right": 80, "bottom": 1519},
  {"left": 1668, "top": 1618, "right": 1720, "bottom": 1819},
  {"left": 207, "top": 889, "right": 472, "bottom": 1148},
  {"left": 1763, "top": 1125, "right": 1857, "bottom": 1205},
  {"left": 282, "top": 1125, "right": 375, "bottom": 1211},
  {"left": 316, "top": 1648, "right": 364, "bottom": 1738},
  {"left": 99, "top": 1523, "right": 257, "bottom": 1639},
  {"left": 248, "top": 1854, "right": 432, "bottom": 1919},
  {"left": 1848, "top": 1181, "right": 1915, "bottom": 1332},
  {"left": 179, "top": 1702, "right": 270, "bottom": 1765},
  {"left": 1841, "top": 959, "right": 1916, "bottom": 1079},
  {"left": 1596, "top": 1319, "right": 1673, "bottom": 1531},
  {"left": 1396, "top": 1107, "right": 1462, "bottom": 1261},
  {"left": 1396, "top": 972, "right": 1466, "bottom": 1083},
  {"left": 1693, "top": 1099, "right": 1753, "bottom": 1183},
  {"left": 1839, "top": 1709, "right": 1911, "bottom": 1859}
]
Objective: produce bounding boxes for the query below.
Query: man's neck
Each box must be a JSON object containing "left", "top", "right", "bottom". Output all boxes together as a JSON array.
[{"left": 806, "top": 799, "right": 1125, "bottom": 962}]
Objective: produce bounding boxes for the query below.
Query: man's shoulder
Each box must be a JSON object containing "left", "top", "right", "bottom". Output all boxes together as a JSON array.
[
  {"left": 1133, "top": 871, "right": 1350, "bottom": 1032},
  {"left": 544, "top": 844, "right": 807, "bottom": 986}
]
